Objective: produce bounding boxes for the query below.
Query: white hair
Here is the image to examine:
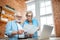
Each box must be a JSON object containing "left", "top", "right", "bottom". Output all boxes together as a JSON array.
[{"left": 14, "top": 11, "right": 20, "bottom": 16}]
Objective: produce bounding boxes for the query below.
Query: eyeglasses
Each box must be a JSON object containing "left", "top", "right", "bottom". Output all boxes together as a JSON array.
[
  {"left": 16, "top": 16, "right": 22, "bottom": 18},
  {"left": 27, "top": 15, "right": 32, "bottom": 17}
]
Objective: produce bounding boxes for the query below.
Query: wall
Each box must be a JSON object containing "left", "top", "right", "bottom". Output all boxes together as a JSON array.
[
  {"left": 0, "top": 0, "right": 27, "bottom": 38},
  {"left": 52, "top": 0, "right": 60, "bottom": 37}
]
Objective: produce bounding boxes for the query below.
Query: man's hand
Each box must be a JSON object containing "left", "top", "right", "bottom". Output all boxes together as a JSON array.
[
  {"left": 12, "top": 31, "right": 17, "bottom": 35},
  {"left": 17, "top": 30, "right": 24, "bottom": 34},
  {"left": 29, "top": 34, "right": 33, "bottom": 38}
]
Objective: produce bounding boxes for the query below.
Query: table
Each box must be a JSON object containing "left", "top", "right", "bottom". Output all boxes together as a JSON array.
[
  {"left": 0, "top": 37, "right": 60, "bottom": 40},
  {"left": 18, "top": 37, "right": 60, "bottom": 40}
]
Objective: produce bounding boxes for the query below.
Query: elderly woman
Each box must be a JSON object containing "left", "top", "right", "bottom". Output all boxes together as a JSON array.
[{"left": 24, "top": 11, "right": 40, "bottom": 38}]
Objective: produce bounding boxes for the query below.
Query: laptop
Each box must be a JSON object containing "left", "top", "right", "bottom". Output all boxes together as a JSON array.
[{"left": 39, "top": 25, "right": 53, "bottom": 39}]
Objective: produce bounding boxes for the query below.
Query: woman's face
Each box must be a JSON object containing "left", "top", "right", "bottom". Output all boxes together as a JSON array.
[{"left": 26, "top": 13, "right": 33, "bottom": 21}]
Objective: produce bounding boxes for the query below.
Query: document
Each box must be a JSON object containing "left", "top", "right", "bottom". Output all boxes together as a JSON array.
[{"left": 23, "top": 24, "right": 38, "bottom": 34}]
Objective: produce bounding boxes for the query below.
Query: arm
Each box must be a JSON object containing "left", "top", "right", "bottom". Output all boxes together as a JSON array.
[
  {"left": 34, "top": 18, "right": 40, "bottom": 31},
  {"left": 5, "top": 21, "right": 17, "bottom": 36}
]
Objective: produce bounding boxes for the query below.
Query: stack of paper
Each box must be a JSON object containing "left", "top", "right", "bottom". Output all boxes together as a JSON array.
[{"left": 23, "top": 24, "right": 38, "bottom": 34}]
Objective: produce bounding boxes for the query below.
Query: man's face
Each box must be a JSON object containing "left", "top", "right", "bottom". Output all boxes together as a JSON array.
[
  {"left": 15, "top": 13, "right": 22, "bottom": 22},
  {"left": 26, "top": 13, "right": 33, "bottom": 21}
]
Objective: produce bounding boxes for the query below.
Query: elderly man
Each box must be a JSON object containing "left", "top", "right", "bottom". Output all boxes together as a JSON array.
[{"left": 5, "top": 12, "right": 24, "bottom": 40}]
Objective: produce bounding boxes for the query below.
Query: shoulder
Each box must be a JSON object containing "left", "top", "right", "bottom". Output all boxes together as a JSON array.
[
  {"left": 23, "top": 20, "right": 28, "bottom": 24},
  {"left": 32, "top": 18, "right": 39, "bottom": 25},
  {"left": 32, "top": 18, "right": 38, "bottom": 22},
  {"left": 7, "top": 21, "right": 12, "bottom": 23},
  {"left": 7, "top": 20, "right": 15, "bottom": 24},
  {"left": 32, "top": 18, "right": 39, "bottom": 26}
]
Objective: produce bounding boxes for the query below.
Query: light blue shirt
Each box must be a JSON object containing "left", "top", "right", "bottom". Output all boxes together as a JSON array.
[
  {"left": 23, "top": 18, "right": 39, "bottom": 38},
  {"left": 5, "top": 20, "right": 24, "bottom": 40}
]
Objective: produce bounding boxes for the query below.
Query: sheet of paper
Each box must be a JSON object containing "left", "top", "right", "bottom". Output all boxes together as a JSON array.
[{"left": 23, "top": 24, "right": 38, "bottom": 34}]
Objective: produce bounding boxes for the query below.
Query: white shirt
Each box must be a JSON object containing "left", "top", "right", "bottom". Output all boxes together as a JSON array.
[{"left": 17, "top": 23, "right": 24, "bottom": 38}]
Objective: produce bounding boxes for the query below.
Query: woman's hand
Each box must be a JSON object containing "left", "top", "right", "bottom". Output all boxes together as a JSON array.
[{"left": 37, "top": 27, "right": 40, "bottom": 31}]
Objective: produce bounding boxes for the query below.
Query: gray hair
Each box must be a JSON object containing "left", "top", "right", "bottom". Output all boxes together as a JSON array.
[
  {"left": 14, "top": 11, "right": 20, "bottom": 16},
  {"left": 26, "top": 11, "right": 33, "bottom": 16}
]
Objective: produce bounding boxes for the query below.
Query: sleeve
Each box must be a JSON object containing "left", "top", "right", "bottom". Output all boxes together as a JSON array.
[
  {"left": 36, "top": 19, "right": 39, "bottom": 27},
  {"left": 22, "top": 20, "right": 28, "bottom": 27},
  {"left": 5, "top": 21, "right": 13, "bottom": 36},
  {"left": 33, "top": 18, "right": 39, "bottom": 27},
  {"left": 33, "top": 19, "right": 40, "bottom": 31}
]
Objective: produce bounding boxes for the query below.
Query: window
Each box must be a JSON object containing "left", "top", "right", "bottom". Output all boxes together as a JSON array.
[
  {"left": 40, "top": 0, "right": 55, "bottom": 35},
  {"left": 40, "top": 16, "right": 47, "bottom": 31},
  {"left": 45, "top": 0, "right": 51, "bottom": 6},
  {"left": 46, "top": 15, "right": 54, "bottom": 25},
  {"left": 40, "top": 0, "right": 52, "bottom": 15},
  {"left": 40, "top": 2, "right": 45, "bottom": 8},
  {"left": 46, "top": 6, "right": 52, "bottom": 14},
  {"left": 40, "top": 7, "right": 46, "bottom": 15},
  {"left": 27, "top": 3, "right": 36, "bottom": 17}
]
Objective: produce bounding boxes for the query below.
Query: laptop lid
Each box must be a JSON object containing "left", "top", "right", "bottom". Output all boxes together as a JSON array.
[{"left": 40, "top": 25, "right": 53, "bottom": 39}]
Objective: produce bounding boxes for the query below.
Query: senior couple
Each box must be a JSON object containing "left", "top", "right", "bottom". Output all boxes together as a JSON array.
[{"left": 5, "top": 11, "right": 40, "bottom": 40}]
